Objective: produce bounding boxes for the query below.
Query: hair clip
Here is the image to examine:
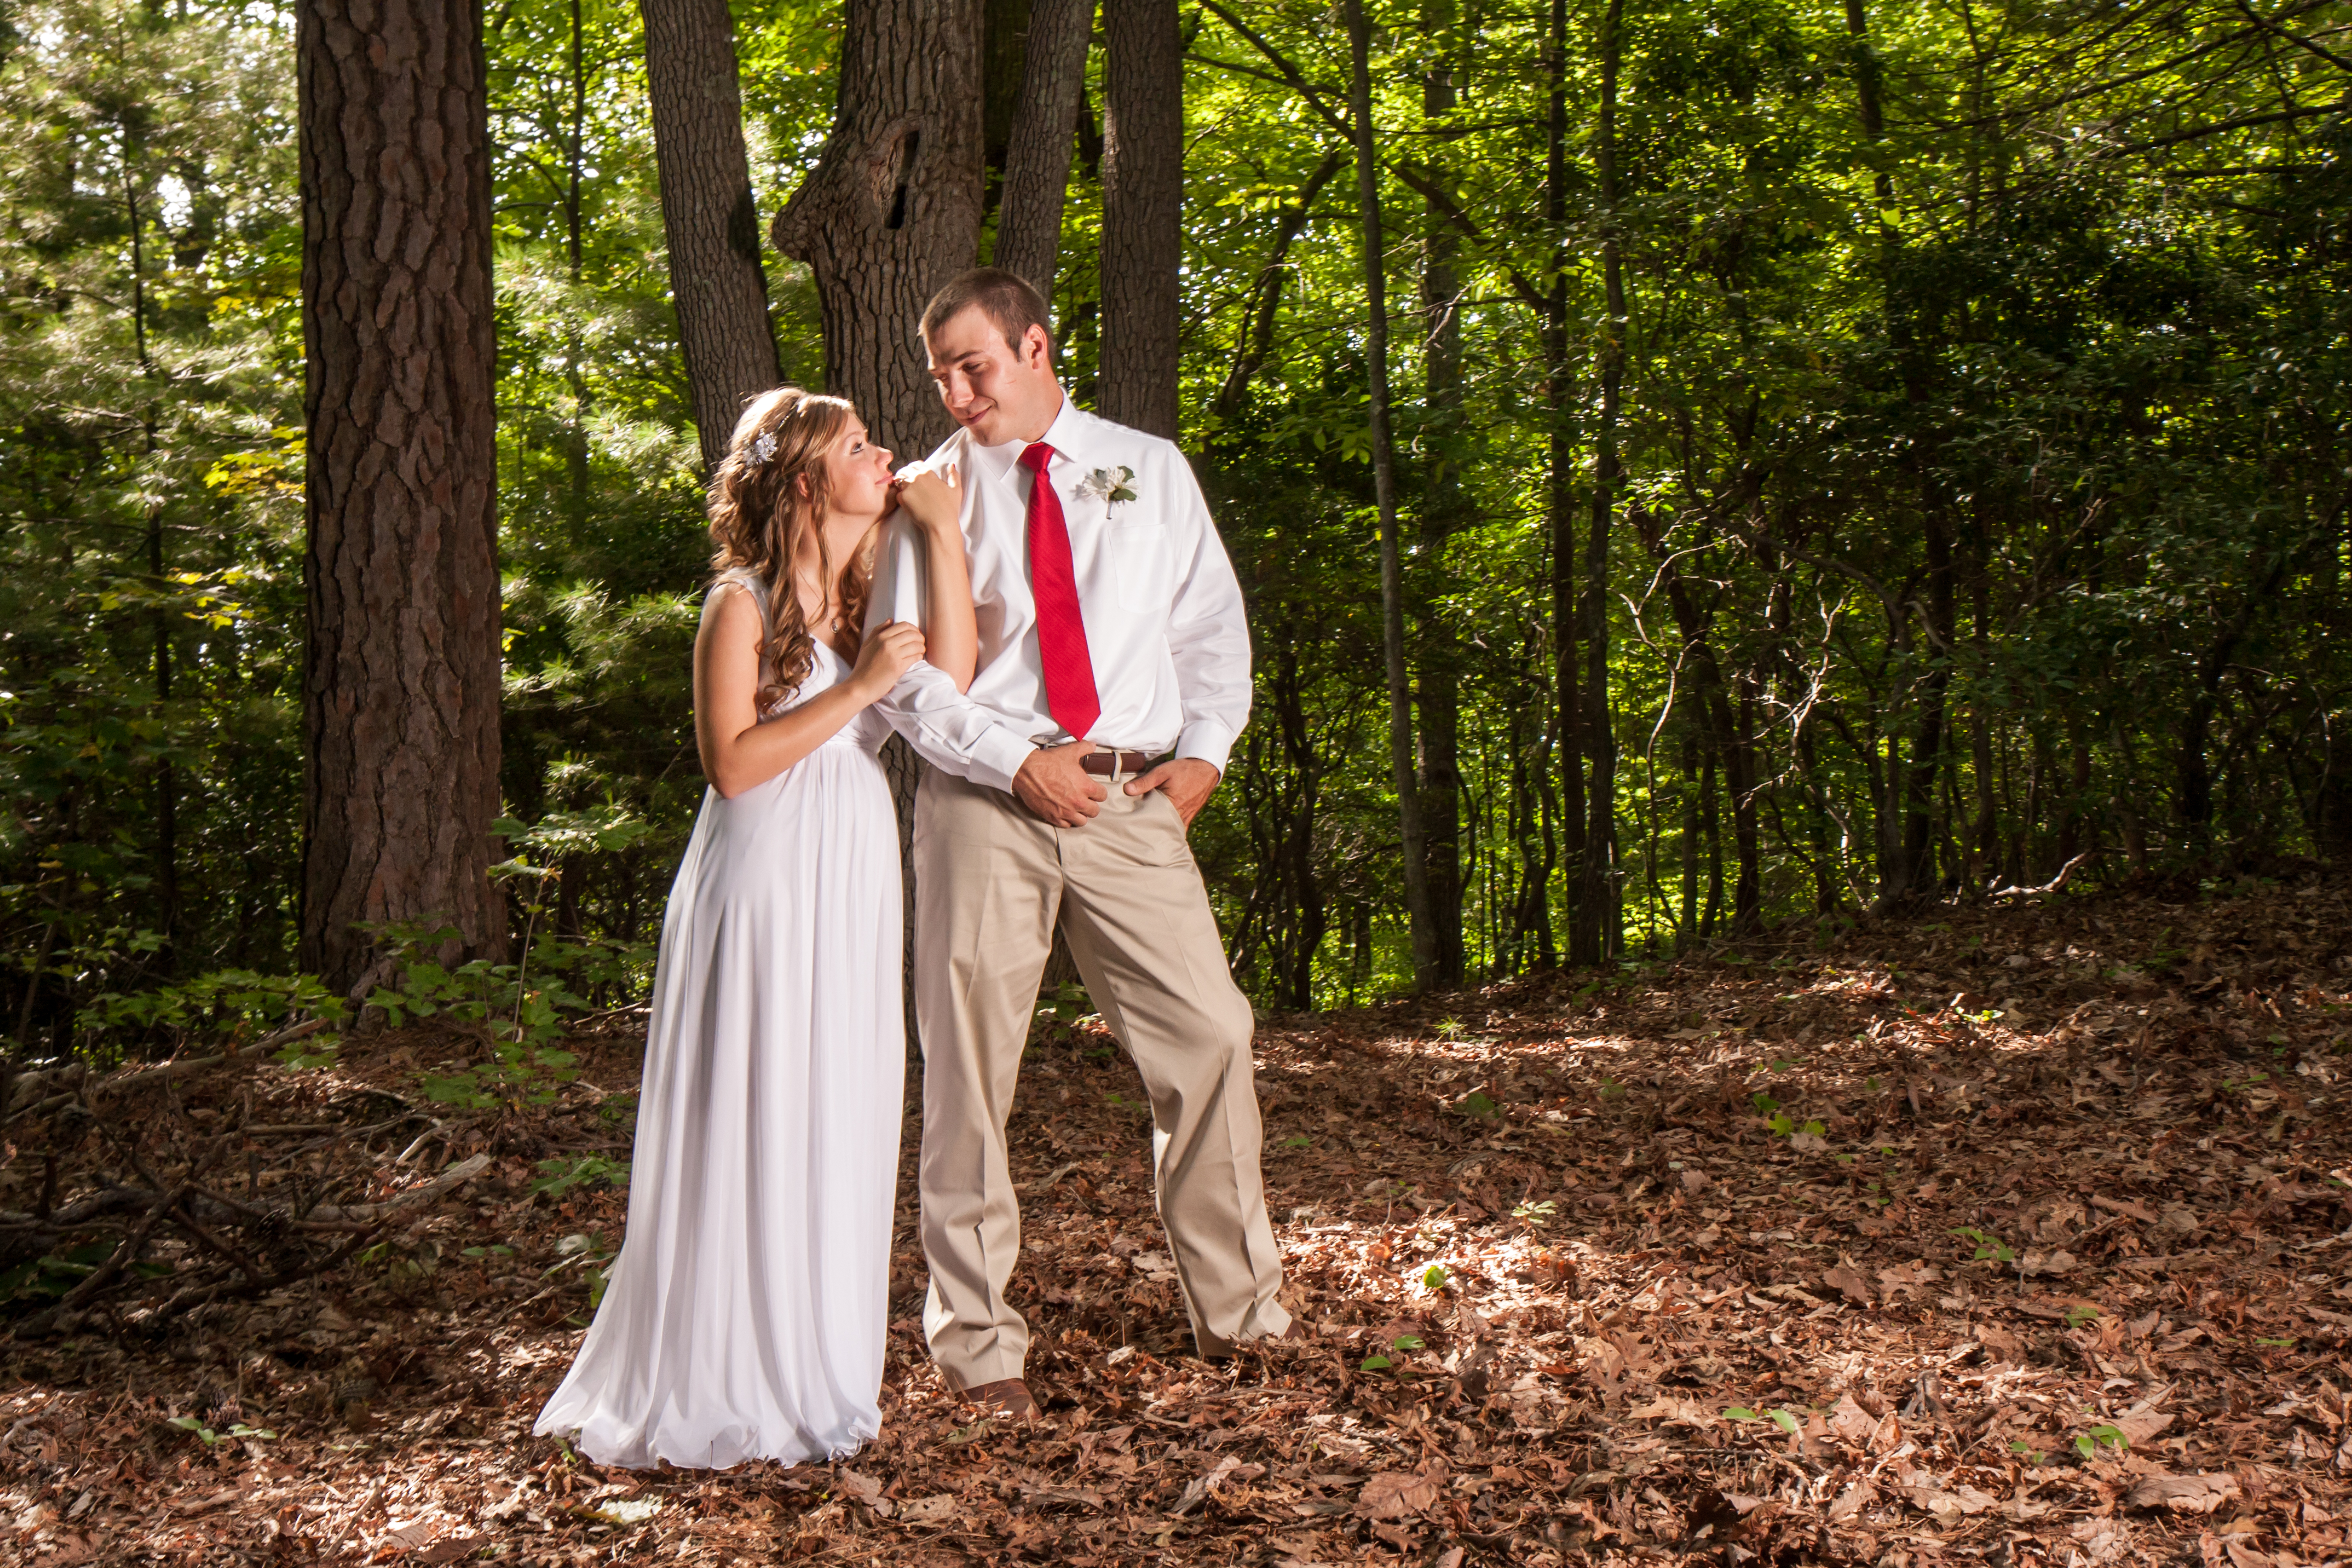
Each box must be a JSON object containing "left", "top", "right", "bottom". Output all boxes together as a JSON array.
[{"left": 746, "top": 431, "right": 779, "bottom": 468}]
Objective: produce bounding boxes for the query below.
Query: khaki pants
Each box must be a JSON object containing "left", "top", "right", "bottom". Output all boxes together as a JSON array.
[{"left": 913, "top": 766, "right": 1289, "bottom": 1385}]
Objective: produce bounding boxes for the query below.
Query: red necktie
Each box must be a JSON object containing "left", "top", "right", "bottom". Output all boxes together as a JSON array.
[{"left": 1018, "top": 443, "right": 1101, "bottom": 740}]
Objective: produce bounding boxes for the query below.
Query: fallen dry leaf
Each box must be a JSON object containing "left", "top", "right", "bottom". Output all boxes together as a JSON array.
[{"left": 2126, "top": 1472, "right": 2242, "bottom": 1514}]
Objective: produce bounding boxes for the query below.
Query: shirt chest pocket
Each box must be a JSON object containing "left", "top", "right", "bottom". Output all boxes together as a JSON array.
[{"left": 1105, "top": 523, "right": 1169, "bottom": 613}]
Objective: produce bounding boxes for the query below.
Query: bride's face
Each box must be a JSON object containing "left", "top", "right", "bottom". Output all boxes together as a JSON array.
[{"left": 820, "top": 418, "right": 895, "bottom": 523}]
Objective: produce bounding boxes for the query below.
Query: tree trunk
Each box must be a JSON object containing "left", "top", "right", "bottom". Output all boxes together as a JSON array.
[
  {"left": 641, "top": 0, "right": 783, "bottom": 472},
  {"left": 1573, "top": 0, "right": 1625, "bottom": 967},
  {"left": 993, "top": 0, "right": 1093, "bottom": 300},
  {"left": 1416, "top": 0, "right": 1466, "bottom": 988},
  {"left": 1543, "top": 0, "right": 1582, "bottom": 970},
  {"left": 1098, "top": 0, "right": 1182, "bottom": 437},
  {"left": 771, "top": 0, "right": 985, "bottom": 457},
  {"left": 1344, "top": 0, "right": 1437, "bottom": 993},
  {"left": 298, "top": 0, "right": 505, "bottom": 995}
]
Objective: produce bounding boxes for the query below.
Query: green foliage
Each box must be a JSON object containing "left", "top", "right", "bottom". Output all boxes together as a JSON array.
[
  {"left": 166, "top": 1416, "right": 276, "bottom": 1446},
  {"left": 7, "top": 0, "right": 2350, "bottom": 1031},
  {"left": 1951, "top": 1227, "right": 2018, "bottom": 1265},
  {"left": 532, "top": 1155, "right": 631, "bottom": 1197},
  {"left": 2074, "top": 1424, "right": 2128, "bottom": 1459}
]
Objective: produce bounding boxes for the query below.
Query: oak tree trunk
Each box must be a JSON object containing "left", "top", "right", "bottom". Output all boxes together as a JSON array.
[
  {"left": 994, "top": 0, "right": 1094, "bottom": 300},
  {"left": 1098, "top": 0, "right": 1181, "bottom": 437},
  {"left": 641, "top": 0, "right": 783, "bottom": 471},
  {"left": 297, "top": 0, "right": 506, "bottom": 995},
  {"left": 771, "top": 0, "right": 985, "bottom": 457}
]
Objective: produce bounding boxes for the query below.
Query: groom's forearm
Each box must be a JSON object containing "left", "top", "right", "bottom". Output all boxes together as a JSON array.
[{"left": 879, "top": 663, "right": 1037, "bottom": 792}]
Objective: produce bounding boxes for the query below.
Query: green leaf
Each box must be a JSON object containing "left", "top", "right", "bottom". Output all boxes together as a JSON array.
[
  {"left": 1768, "top": 1409, "right": 1800, "bottom": 1433},
  {"left": 1724, "top": 1406, "right": 1759, "bottom": 1421},
  {"left": 1360, "top": 1354, "right": 1392, "bottom": 1371}
]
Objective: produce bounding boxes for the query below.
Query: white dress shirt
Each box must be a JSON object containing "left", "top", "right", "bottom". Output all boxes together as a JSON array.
[{"left": 866, "top": 395, "right": 1253, "bottom": 793}]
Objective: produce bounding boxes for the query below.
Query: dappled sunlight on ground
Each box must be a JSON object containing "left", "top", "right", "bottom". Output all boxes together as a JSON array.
[{"left": 2, "top": 875, "right": 2348, "bottom": 1564}]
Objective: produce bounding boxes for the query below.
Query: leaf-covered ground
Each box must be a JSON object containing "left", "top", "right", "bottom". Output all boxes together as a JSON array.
[{"left": 5, "top": 874, "right": 2351, "bottom": 1565}]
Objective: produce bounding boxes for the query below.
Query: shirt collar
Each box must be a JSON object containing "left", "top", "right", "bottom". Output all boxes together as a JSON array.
[{"left": 971, "top": 388, "right": 1088, "bottom": 483}]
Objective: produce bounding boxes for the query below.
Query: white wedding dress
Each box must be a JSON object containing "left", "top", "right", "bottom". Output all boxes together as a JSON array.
[{"left": 535, "top": 570, "right": 905, "bottom": 1469}]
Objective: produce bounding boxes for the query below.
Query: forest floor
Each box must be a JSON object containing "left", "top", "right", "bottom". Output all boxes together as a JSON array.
[{"left": 4, "top": 872, "right": 2351, "bottom": 1567}]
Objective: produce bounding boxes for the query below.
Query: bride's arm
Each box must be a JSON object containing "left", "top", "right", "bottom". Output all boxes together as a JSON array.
[
  {"left": 896, "top": 466, "right": 977, "bottom": 693},
  {"left": 694, "top": 583, "right": 923, "bottom": 798}
]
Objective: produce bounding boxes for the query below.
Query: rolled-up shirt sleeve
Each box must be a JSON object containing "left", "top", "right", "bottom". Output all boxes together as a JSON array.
[
  {"left": 1163, "top": 456, "right": 1252, "bottom": 776},
  {"left": 867, "top": 515, "right": 1037, "bottom": 792}
]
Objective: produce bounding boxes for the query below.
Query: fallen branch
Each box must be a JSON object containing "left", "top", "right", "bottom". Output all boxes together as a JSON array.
[
  {"left": 1989, "top": 852, "right": 2096, "bottom": 899},
  {"left": 302, "top": 1153, "right": 494, "bottom": 1224}
]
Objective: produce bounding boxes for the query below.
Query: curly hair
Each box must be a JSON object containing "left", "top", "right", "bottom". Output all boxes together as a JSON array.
[{"left": 706, "top": 387, "right": 876, "bottom": 713}]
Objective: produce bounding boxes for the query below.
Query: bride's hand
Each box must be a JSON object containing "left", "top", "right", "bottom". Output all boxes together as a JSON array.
[
  {"left": 893, "top": 463, "right": 962, "bottom": 536},
  {"left": 851, "top": 620, "right": 925, "bottom": 701}
]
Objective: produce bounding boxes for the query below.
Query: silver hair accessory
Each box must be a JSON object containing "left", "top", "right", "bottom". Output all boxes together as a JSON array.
[{"left": 746, "top": 430, "right": 779, "bottom": 468}]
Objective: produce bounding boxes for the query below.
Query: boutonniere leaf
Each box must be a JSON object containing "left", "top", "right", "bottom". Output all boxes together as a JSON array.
[{"left": 1077, "top": 465, "right": 1140, "bottom": 506}]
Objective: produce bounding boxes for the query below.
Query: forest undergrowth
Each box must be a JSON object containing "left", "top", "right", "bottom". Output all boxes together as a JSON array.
[{"left": 2, "top": 873, "right": 2349, "bottom": 1566}]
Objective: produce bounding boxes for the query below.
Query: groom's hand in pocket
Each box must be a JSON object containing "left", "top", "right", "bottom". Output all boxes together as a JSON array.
[
  {"left": 1012, "top": 742, "right": 1106, "bottom": 827},
  {"left": 1126, "top": 758, "right": 1220, "bottom": 830}
]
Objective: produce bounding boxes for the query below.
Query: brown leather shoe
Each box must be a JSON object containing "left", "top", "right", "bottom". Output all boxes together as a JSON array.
[{"left": 960, "top": 1377, "right": 1037, "bottom": 1419}]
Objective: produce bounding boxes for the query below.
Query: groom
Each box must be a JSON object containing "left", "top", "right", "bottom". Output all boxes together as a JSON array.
[{"left": 867, "top": 268, "right": 1293, "bottom": 1416}]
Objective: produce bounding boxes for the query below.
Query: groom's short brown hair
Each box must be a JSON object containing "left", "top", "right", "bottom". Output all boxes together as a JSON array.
[{"left": 921, "top": 268, "right": 1054, "bottom": 360}]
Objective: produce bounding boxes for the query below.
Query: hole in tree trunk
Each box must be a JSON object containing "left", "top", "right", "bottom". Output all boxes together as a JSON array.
[{"left": 885, "top": 129, "right": 921, "bottom": 230}]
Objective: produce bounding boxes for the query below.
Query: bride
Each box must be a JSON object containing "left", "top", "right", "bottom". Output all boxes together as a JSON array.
[{"left": 535, "top": 386, "right": 973, "bottom": 1468}]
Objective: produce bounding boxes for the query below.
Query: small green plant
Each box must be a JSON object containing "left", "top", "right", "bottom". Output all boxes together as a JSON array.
[
  {"left": 1951, "top": 1226, "right": 2017, "bottom": 1264},
  {"left": 532, "top": 1155, "right": 631, "bottom": 1197},
  {"left": 1725, "top": 1406, "right": 1802, "bottom": 1433},
  {"left": 460, "top": 1244, "right": 515, "bottom": 1260},
  {"left": 547, "top": 1231, "right": 616, "bottom": 1313},
  {"left": 1597, "top": 1077, "right": 1626, "bottom": 1100},
  {"left": 1281, "top": 1134, "right": 1313, "bottom": 1149},
  {"left": 1451, "top": 1089, "right": 1502, "bottom": 1121},
  {"left": 2009, "top": 1440, "right": 2045, "bottom": 1465},
  {"left": 2065, "top": 1304, "right": 2101, "bottom": 1329},
  {"left": 1511, "top": 1198, "right": 1557, "bottom": 1228},
  {"left": 1421, "top": 1264, "right": 1449, "bottom": 1291},
  {"left": 167, "top": 1416, "right": 278, "bottom": 1446},
  {"left": 2074, "top": 1424, "right": 2127, "bottom": 1458},
  {"left": 1361, "top": 1332, "right": 1424, "bottom": 1373}
]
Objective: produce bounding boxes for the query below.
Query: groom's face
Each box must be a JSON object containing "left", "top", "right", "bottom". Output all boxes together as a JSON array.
[{"left": 925, "top": 306, "right": 1059, "bottom": 448}]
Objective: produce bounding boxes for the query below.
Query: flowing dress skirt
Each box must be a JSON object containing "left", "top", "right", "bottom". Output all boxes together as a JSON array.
[{"left": 534, "top": 735, "right": 904, "bottom": 1469}]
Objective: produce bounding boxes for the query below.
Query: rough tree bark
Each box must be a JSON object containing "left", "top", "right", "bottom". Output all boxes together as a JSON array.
[
  {"left": 641, "top": 0, "right": 783, "bottom": 472},
  {"left": 1573, "top": 0, "right": 1625, "bottom": 966},
  {"left": 1544, "top": 0, "right": 1579, "bottom": 969},
  {"left": 1098, "top": 0, "right": 1182, "bottom": 437},
  {"left": 1417, "top": 0, "right": 1466, "bottom": 988},
  {"left": 994, "top": 0, "right": 1094, "bottom": 301},
  {"left": 771, "top": 0, "right": 985, "bottom": 456},
  {"left": 1344, "top": 0, "right": 1438, "bottom": 992},
  {"left": 297, "top": 0, "right": 505, "bottom": 995}
]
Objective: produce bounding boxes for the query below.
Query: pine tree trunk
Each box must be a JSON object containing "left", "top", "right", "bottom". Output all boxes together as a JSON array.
[
  {"left": 1572, "top": 0, "right": 1624, "bottom": 967},
  {"left": 1098, "top": 0, "right": 1181, "bottom": 437},
  {"left": 993, "top": 0, "right": 1093, "bottom": 300},
  {"left": 1544, "top": 0, "right": 1579, "bottom": 969},
  {"left": 1417, "top": 0, "right": 1466, "bottom": 988},
  {"left": 1344, "top": 0, "right": 1437, "bottom": 993},
  {"left": 641, "top": 0, "right": 783, "bottom": 471},
  {"left": 297, "top": 0, "right": 505, "bottom": 995},
  {"left": 771, "top": 0, "right": 985, "bottom": 456}
]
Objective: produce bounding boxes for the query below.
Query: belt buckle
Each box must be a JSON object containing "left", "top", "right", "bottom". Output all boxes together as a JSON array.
[{"left": 1105, "top": 748, "right": 1131, "bottom": 785}]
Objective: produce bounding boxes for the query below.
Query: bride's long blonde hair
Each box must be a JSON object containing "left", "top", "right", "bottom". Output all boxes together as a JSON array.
[{"left": 706, "top": 387, "right": 874, "bottom": 712}]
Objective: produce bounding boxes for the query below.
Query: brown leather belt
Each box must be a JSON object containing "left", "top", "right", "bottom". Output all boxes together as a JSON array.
[{"left": 1079, "top": 750, "right": 1162, "bottom": 777}]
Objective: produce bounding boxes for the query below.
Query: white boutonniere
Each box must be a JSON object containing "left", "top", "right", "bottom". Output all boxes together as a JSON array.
[{"left": 1075, "top": 465, "right": 1139, "bottom": 506}]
